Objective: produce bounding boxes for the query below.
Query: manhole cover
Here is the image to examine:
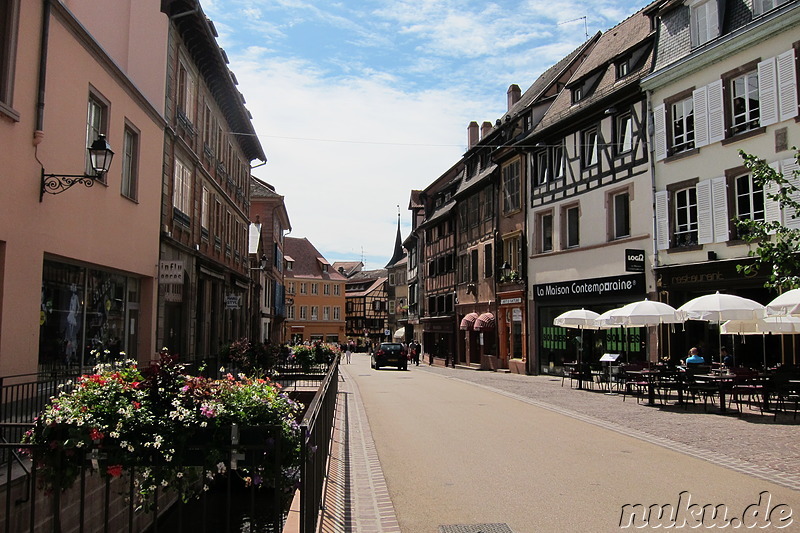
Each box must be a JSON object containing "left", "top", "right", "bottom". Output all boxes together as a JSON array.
[{"left": 439, "top": 525, "right": 514, "bottom": 533}]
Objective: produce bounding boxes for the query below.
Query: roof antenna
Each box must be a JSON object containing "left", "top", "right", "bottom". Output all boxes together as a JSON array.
[{"left": 558, "top": 15, "right": 588, "bottom": 40}]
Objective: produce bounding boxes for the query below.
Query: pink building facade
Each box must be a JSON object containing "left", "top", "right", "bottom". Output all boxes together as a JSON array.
[{"left": 0, "top": 1, "right": 168, "bottom": 375}]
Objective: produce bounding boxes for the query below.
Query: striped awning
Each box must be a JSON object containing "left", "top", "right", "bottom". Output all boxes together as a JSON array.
[
  {"left": 474, "top": 312, "right": 495, "bottom": 331},
  {"left": 460, "top": 312, "right": 479, "bottom": 330}
]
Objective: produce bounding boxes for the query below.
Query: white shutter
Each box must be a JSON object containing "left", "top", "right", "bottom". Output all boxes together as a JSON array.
[
  {"left": 783, "top": 157, "right": 800, "bottom": 230},
  {"left": 693, "top": 86, "right": 709, "bottom": 148},
  {"left": 653, "top": 104, "right": 667, "bottom": 161},
  {"left": 655, "top": 190, "right": 670, "bottom": 250},
  {"left": 697, "top": 180, "right": 714, "bottom": 245},
  {"left": 711, "top": 176, "right": 729, "bottom": 243},
  {"left": 758, "top": 57, "right": 778, "bottom": 127},
  {"left": 777, "top": 49, "right": 799, "bottom": 121},
  {"left": 765, "top": 161, "right": 782, "bottom": 232},
  {"left": 707, "top": 79, "right": 725, "bottom": 144}
]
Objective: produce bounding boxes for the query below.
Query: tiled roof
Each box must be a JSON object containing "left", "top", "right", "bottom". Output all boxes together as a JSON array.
[
  {"left": 408, "top": 190, "right": 423, "bottom": 209},
  {"left": 250, "top": 176, "right": 281, "bottom": 198},
  {"left": 346, "top": 277, "right": 387, "bottom": 298},
  {"left": 284, "top": 237, "right": 346, "bottom": 280},
  {"left": 332, "top": 261, "right": 363, "bottom": 278}
]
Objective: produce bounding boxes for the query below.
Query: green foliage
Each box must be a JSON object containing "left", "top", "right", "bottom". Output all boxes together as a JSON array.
[
  {"left": 220, "top": 338, "right": 279, "bottom": 376},
  {"left": 735, "top": 149, "right": 800, "bottom": 291}
]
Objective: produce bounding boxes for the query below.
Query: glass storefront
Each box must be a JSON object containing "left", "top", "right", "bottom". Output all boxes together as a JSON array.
[{"left": 40, "top": 259, "right": 140, "bottom": 369}]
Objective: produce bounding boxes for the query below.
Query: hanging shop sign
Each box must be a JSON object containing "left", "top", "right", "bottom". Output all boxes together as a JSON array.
[
  {"left": 225, "top": 294, "right": 241, "bottom": 310},
  {"left": 159, "top": 261, "right": 184, "bottom": 285},
  {"left": 534, "top": 273, "right": 645, "bottom": 302},
  {"left": 625, "top": 249, "right": 645, "bottom": 272}
]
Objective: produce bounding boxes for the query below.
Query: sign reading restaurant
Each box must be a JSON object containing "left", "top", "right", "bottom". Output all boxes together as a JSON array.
[{"left": 534, "top": 273, "right": 645, "bottom": 302}]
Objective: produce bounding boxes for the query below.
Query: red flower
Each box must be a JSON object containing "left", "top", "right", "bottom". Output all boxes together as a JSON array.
[
  {"left": 89, "top": 428, "right": 104, "bottom": 441},
  {"left": 107, "top": 464, "right": 123, "bottom": 478},
  {"left": 132, "top": 401, "right": 141, "bottom": 409}
]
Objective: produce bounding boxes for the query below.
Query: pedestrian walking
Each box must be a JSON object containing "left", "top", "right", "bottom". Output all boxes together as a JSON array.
[{"left": 345, "top": 345, "right": 352, "bottom": 364}]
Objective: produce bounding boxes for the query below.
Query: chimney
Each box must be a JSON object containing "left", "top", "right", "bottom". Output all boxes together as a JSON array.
[
  {"left": 507, "top": 84, "right": 521, "bottom": 110},
  {"left": 467, "top": 121, "right": 479, "bottom": 148},
  {"left": 481, "top": 121, "right": 493, "bottom": 139}
]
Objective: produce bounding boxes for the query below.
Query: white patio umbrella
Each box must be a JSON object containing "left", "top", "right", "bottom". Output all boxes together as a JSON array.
[
  {"left": 678, "top": 292, "right": 766, "bottom": 365},
  {"left": 721, "top": 317, "right": 800, "bottom": 368},
  {"left": 766, "top": 288, "right": 800, "bottom": 317},
  {"left": 553, "top": 309, "right": 599, "bottom": 390},
  {"left": 609, "top": 299, "right": 684, "bottom": 362},
  {"left": 677, "top": 291, "right": 765, "bottom": 322}
]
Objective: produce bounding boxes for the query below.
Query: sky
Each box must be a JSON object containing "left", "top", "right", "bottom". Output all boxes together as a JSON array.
[{"left": 203, "top": 0, "right": 650, "bottom": 269}]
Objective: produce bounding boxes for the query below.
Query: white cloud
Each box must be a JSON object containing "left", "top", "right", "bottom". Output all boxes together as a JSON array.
[{"left": 230, "top": 49, "right": 494, "bottom": 268}]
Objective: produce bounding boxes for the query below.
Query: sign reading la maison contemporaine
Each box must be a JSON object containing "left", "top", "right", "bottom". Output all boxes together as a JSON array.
[{"left": 534, "top": 273, "right": 646, "bottom": 302}]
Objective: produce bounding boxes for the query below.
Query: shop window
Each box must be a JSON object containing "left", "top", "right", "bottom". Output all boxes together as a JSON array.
[{"left": 39, "top": 261, "right": 137, "bottom": 367}]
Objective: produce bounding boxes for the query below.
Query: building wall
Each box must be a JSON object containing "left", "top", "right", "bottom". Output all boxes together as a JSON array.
[
  {"left": 0, "top": 1, "right": 165, "bottom": 375},
  {"left": 285, "top": 277, "right": 346, "bottom": 343}
]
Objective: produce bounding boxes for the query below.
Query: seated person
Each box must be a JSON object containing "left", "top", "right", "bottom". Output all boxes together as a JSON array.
[
  {"left": 686, "top": 347, "right": 705, "bottom": 364},
  {"left": 721, "top": 346, "right": 734, "bottom": 367}
]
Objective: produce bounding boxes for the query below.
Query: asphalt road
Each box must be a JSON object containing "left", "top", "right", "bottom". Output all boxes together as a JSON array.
[{"left": 344, "top": 355, "right": 800, "bottom": 532}]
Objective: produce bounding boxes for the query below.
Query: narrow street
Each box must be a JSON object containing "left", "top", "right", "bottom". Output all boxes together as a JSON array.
[{"left": 333, "top": 354, "right": 800, "bottom": 532}]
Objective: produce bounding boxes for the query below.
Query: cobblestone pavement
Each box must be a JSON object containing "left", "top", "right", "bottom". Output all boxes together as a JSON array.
[
  {"left": 319, "top": 362, "right": 799, "bottom": 532},
  {"left": 419, "top": 365, "right": 800, "bottom": 489}
]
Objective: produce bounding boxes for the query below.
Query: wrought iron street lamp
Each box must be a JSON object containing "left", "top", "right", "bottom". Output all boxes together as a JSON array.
[{"left": 40, "top": 135, "right": 114, "bottom": 201}]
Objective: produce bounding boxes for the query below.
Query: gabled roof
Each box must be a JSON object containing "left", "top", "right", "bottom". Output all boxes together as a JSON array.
[
  {"left": 528, "top": 4, "right": 656, "bottom": 136},
  {"left": 284, "top": 237, "right": 346, "bottom": 280},
  {"left": 332, "top": 261, "right": 363, "bottom": 278},
  {"left": 250, "top": 176, "right": 281, "bottom": 198},
  {"left": 346, "top": 276, "right": 387, "bottom": 298}
]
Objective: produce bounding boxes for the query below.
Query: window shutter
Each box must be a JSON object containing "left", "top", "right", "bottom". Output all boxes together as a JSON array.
[
  {"left": 653, "top": 104, "right": 667, "bottom": 161},
  {"left": 707, "top": 80, "right": 725, "bottom": 144},
  {"left": 782, "top": 157, "right": 800, "bottom": 230},
  {"left": 764, "top": 161, "right": 782, "bottom": 232},
  {"left": 711, "top": 176, "right": 729, "bottom": 243},
  {"left": 655, "top": 190, "right": 670, "bottom": 250},
  {"left": 777, "top": 49, "right": 799, "bottom": 121},
  {"left": 693, "top": 86, "right": 709, "bottom": 147},
  {"left": 758, "top": 57, "right": 779, "bottom": 127},
  {"left": 697, "top": 180, "right": 714, "bottom": 245}
]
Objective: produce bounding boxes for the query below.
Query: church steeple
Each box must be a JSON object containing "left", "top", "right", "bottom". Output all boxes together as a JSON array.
[{"left": 385, "top": 207, "right": 406, "bottom": 268}]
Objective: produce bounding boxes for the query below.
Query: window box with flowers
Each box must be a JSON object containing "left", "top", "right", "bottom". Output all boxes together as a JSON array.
[{"left": 22, "top": 350, "right": 303, "bottom": 512}]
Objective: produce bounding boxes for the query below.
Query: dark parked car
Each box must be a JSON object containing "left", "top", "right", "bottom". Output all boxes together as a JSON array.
[{"left": 372, "top": 342, "right": 407, "bottom": 370}]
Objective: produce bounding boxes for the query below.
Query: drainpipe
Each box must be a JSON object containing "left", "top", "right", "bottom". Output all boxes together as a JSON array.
[{"left": 34, "top": 0, "right": 51, "bottom": 140}]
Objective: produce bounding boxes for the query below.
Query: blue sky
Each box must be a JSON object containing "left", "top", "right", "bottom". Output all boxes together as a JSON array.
[{"left": 203, "top": 0, "right": 650, "bottom": 269}]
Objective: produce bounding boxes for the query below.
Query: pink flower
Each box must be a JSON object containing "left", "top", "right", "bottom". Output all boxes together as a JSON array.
[{"left": 200, "top": 404, "right": 216, "bottom": 418}]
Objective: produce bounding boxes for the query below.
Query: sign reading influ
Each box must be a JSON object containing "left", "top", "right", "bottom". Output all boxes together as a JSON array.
[
  {"left": 534, "top": 274, "right": 645, "bottom": 302},
  {"left": 159, "top": 261, "right": 184, "bottom": 285}
]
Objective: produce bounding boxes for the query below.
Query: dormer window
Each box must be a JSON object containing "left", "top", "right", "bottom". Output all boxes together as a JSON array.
[
  {"left": 572, "top": 86, "right": 583, "bottom": 103},
  {"left": 286, "top": 260, "right": 294, "bottom": 271},
  {"left": 617, "top": 60, "right": 630, "bottom": 79},
  {"left": 322, "top": 264, "right": 329, "bottom": 272},
  {"left": 689, "top": 0, "right": 720, "bottom": 48}
]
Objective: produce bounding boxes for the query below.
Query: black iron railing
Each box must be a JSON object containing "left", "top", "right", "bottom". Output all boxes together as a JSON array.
[
  {"left": 299, "top": 357, "right": 339, "bottom": 533},
  {"left": 0, "top": 358, "right": 341, "bottom": 533}
]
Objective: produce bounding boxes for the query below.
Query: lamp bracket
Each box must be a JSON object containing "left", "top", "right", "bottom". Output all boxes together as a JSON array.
[{"left": 40, "top": 169, "right": 98, "bottom": 202}]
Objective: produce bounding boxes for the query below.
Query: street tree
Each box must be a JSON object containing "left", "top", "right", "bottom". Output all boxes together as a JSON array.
[{"left": 735, "top": 148, "right": 800, "bottom": 291}]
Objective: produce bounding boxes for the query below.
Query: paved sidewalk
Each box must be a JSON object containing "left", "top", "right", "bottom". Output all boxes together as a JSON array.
[{"left": 319, "top": 361, "right": 800, "bottom": 532}]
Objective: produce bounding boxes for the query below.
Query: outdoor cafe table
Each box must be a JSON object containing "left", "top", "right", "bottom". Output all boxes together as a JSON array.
[
  {"left": 693, "top": 374, "right": 742, "bottom": 413},
  {"left": 625, "top": 370, "right": 660, "bottom": 405}
]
